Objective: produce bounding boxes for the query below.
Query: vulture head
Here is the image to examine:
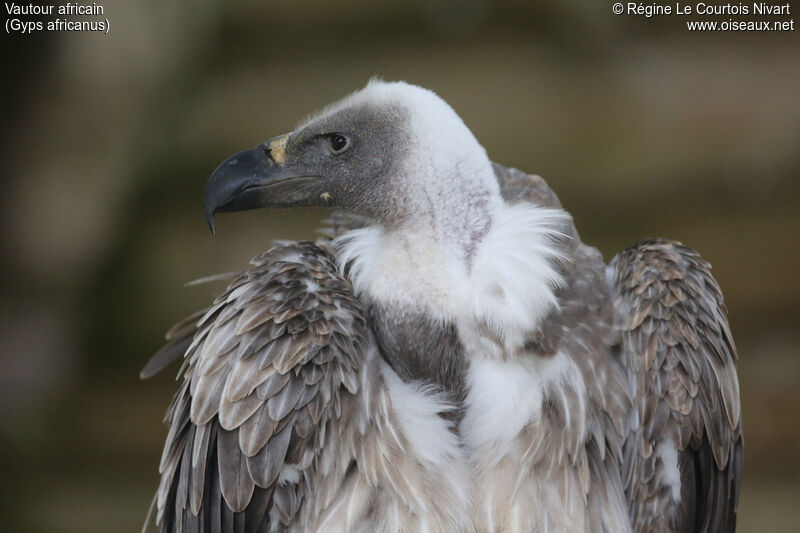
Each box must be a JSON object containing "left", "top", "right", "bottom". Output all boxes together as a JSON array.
[{"left": 204, "top": 80, "right": 501, "bottom": 241}]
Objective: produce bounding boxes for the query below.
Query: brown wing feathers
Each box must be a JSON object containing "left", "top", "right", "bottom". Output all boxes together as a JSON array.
[
  {"left": 611, "top": 238, "right": 742, "bottom": 532},
  {"left": 147, "top": 241, "right": 367, "bottom": 532}
]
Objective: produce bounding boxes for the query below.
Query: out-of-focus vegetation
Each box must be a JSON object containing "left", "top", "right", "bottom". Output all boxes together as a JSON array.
[{"left": 1, "top": 1, "right": 798, "bottom": 531}]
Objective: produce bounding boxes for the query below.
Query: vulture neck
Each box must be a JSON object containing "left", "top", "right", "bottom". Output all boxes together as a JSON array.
[
  {"left": 387, "top": 141, "right": 504, "bottom": 268},
  {"left": 334, "top": 178, "right": 499, "bottom": 316},
  {"left": 334, "top": 173, "right": 568, "bottom": 359},
  {"left": 390, "top": 188, "right": 499, "bottom": 269}
]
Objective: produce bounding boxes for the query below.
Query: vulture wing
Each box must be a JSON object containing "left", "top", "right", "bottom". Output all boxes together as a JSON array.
[
  {"left": 610, "top": 239, "right": 743, "bottom": 532},
  {"left": 144, "top": 241, "right": 367, "bottom": 532}
]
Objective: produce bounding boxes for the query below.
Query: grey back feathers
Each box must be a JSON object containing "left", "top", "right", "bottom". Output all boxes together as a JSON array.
[{"left": 144, "top": 165, "right": 741, "bottom": 532}]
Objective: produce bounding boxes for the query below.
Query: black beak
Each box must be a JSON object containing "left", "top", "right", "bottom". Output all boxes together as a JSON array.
[{"left": 203, "top": 145, "right": 276, "bottom": 234}]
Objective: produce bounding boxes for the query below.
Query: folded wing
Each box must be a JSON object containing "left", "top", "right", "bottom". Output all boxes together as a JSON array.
[
  {"left": 610, "top": 239, "right": 742, "bottom": 532},
  {"left": 146, "top": 241, "right": 367, "bottom": 532}
]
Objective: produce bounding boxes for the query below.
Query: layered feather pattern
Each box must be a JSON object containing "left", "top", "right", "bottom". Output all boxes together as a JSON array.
[
  {"left": 148, "top": 242, "right": 366, "bottom": 532},
  {"left": 611, "top": 239, "right": 742, "bottom": 532}
]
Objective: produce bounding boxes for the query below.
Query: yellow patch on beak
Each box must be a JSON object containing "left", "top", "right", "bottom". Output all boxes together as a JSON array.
[{"left": 268, "top": 134, "right": 289, "bottom": 165}]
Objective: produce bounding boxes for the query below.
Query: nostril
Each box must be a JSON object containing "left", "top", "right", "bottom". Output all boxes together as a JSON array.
[{"left": 263, "top": 144, "right": 276, "bottom": 164}]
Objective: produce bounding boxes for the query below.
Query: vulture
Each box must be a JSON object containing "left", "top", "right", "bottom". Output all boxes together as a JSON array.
[{"left": 142, "top": 80, "right": 742, "bottom": 533}]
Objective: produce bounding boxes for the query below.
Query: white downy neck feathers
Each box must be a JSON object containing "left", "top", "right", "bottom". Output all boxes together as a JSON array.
[{"left": 334, "top": 203, "right": 569, "bottom": 355}]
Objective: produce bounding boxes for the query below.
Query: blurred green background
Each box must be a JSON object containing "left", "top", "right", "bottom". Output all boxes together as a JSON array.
[{"left": 1, "top": 1, "right": 798, "bottom": 531}]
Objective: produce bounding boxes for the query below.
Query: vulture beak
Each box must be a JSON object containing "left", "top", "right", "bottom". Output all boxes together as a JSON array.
[{"left": 203, "top": 134, "right": 320, "bottom": 234}]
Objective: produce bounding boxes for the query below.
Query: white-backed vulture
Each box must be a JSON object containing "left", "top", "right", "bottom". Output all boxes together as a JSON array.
[{"left": 142, "top": 80, "right": 742, "bottom": 533}]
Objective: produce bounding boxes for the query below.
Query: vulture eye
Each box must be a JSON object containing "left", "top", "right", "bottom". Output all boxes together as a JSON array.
[{"left": 329, "top": 134, "right": 350, "bottom": 154}]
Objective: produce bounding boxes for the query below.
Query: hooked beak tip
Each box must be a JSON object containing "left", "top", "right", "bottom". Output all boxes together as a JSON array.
[{"left": 205, "top": 210, "right": 216, "bottom": 235}]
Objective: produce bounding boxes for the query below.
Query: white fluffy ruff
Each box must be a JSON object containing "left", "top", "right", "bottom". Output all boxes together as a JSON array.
[
  {"left": 467, "top": 204, "right": 569, "bottom": 352},
  {"left": 334, "top": 202, "right": 569, "bottom": 355}
]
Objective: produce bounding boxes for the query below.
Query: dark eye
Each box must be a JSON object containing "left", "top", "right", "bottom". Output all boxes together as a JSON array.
[{"left": 329, "top": 134, "right": 350, "bottom": 154}]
